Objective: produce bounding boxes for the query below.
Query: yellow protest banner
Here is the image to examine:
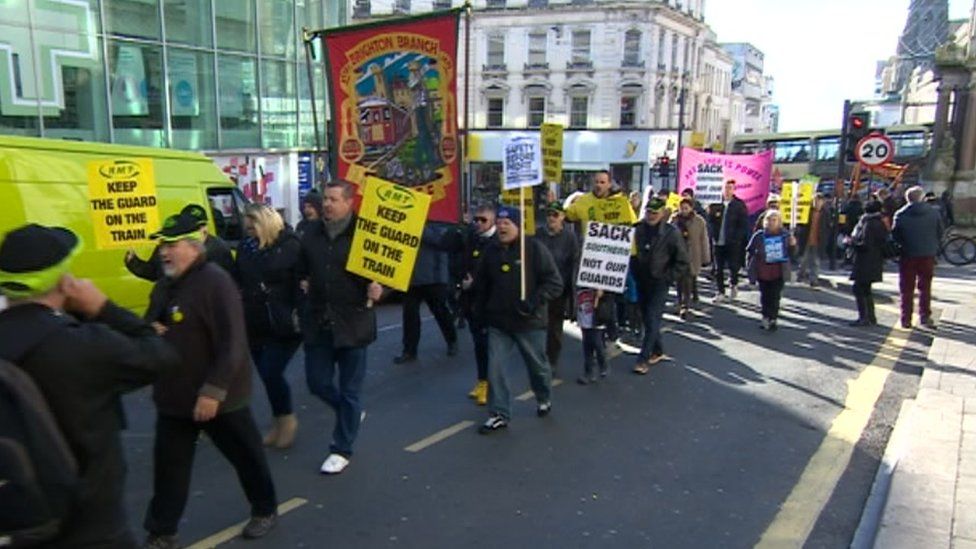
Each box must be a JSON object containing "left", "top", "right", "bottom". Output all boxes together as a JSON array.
[
  {"left": 779, "top": 178, "right": 816, "bottom": 225},
  {"left": 87, "top": 159, "right": 160, "bottom": 249},
  {"left": 347, "top": 176, "right": 431, "bottom": 291},
  {"left": 540, "top": 123, "right": 564, "bottom": 184},
  {"left": 690, "top": 132, "right": 706, "bottom": 149},
  {"left": 501, "top": 187, "right": 536, "bottom": 235},
  {"left": 666, "top": 192, "right": 681, "bottom": 212}
]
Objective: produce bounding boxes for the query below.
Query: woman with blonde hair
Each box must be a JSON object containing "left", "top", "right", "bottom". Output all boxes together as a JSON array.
[
  {"left": 746, "top": 210, "right": 797, "bottom": 331},
  {"left": 236, "top": 204, "right": 303, "bottom": 448}
]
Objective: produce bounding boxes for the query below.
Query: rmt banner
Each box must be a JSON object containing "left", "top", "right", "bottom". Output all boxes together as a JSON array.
[{"left": 576, "top": 221, "right": 634, "bottom": 293}]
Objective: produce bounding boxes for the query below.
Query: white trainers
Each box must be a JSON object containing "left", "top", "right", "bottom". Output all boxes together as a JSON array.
[
  {"left": 320, "top": 453, "right": 350, "bottom": 475},
  {"left": 730, "top": 286, "right": 738, "bottom": 300},
  {"left": 713, "top": 293, "right": 727, "bottom": 304}
]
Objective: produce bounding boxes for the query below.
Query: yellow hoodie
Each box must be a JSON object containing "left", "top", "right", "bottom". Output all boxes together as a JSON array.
[{"left": 564, "top": 192, "right": 638, "bottom": 225}]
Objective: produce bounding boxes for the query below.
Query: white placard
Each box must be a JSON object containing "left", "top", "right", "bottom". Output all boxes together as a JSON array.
[
  {"left": 502, "top": 134, "right": 542, "bottom": 190},
  {"left": 576, "top": 221, "right": 634, "bottom": 293}
]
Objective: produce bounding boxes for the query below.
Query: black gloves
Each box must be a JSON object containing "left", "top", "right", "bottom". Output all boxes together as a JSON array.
[{"left": 516, "top": 296, "right": 539, "bottom": 317}]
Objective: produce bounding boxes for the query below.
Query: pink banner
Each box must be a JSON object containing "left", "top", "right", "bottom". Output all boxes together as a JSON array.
[{"left": 677, "top": 148, "right": 772, "bottom": 214}]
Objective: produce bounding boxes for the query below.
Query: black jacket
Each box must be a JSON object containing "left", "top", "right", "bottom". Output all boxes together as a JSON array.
[
  {"left": 235, "top": 230, "right": 302, "bottom": 342},
  {"left": 850, "top": 213, "right": 888, "bottom": 283},
  {"left": 296, "top": 215, "right": 376, "bottom": 348},
  {"left": 707, "top": 196, "right": 749, "bottom": 247},
  {"left": 892, "top": 202, "right": 943, "bottom": 258},
  {"left": 631, "top": 221, "right": 690, "bottom": 294},
  {"left": 474, "top": 237, "right": 563, "bottom": 333},
  {"left": 841, "top": 199, "right": 864, "bottom": 235},
  {"left": 795, "top": 205, "right": 835, "bottom": 256},
  {"left": 460, "top": 226, "right": 498, "bottom": 316},
  {"left": 534, "top": 227, "right": 579, "bottom": 298},
  {"left": 146, "top": 261, "right": 252, "bottom": 417},
  {"left": 0, "top": 302, "right": 177, "bottom": 547},
  {"left": 125, "top": 235, "right": 234, "bottom": 282}
]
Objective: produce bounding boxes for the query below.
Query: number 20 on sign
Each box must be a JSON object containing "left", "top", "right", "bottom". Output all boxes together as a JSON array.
[{"left": 855, "top": 133, "right": 894, "bottom": 168}]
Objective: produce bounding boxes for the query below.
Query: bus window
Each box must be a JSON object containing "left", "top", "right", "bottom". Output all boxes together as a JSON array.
[
  {"left": 889, "top": 132, "right": 926, "bottom": 159},
  {"left": 770, "top": 139, "right": 811, "bottom": 163},
  {"left": 814, "top": 137, "right": 840, "bottom": 162},
  {"left": 731, "top": 140, "right": 760, "bottom": 154}
]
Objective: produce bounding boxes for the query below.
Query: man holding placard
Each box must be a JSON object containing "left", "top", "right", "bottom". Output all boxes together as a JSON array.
[{"left": 474, "top": 207, "right": 563, "bottom": 434}]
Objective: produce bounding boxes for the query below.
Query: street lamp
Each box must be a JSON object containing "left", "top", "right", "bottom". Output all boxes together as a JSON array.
[{"left": 673, "top": 72, "right": 690, "bottom": 192}]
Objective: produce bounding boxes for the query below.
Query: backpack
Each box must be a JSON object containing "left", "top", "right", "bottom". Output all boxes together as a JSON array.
[{"left": 0, "top": 330, "right": 79, "bottom": 547}]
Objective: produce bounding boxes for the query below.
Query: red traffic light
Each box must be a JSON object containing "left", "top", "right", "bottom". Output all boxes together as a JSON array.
[
  {"left": 659, "top": 156, "right": 670, "bottom": 165},
  {"left": 850, "top": 115, "right": 865, "bottom": 129}
]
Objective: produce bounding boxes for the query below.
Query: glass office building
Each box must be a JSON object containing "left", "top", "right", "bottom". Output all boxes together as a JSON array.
[{"left": 0, "top": 0, "right": 346, "bottom": 152}]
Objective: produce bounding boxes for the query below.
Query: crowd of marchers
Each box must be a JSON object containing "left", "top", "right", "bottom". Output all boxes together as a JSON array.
[{"left": 0, "top": 171, "right": 946, "bottom": 548}]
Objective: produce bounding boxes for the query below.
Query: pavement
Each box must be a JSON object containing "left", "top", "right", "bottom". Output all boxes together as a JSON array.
[
  {"left": 108, "top": 262, "right": 976, "bottom": 548},
  {"left": 822, "top": 263, "right": 976, "bottom": 549}
]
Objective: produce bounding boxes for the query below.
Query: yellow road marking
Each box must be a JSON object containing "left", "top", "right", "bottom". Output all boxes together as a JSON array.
[
  {"left": 755, "top": 327, "right": 909, "bottom": 548},
  {"left": 516, "top": 378, "right": 564, "bottom": 401},
  {"left": 404, "top": 420, "right": 475, "bottom": 452},
  {"left": 186, "top": 497, "right": 307, "bottom": 549}
]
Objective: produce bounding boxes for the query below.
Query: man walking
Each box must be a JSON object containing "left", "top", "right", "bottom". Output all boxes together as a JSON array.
[
  {"left": 298, "top": 181, "right": 383, "bottom": 474},
  {"left": 0, "top": 224, "right": 178, "bottom": 548},
  {"left": 891, "top": 186, "right": 943, "bottom": 329},
  {"left": 631, "top": 198, "right": 689, "bottom": 374},
  {"left": 460, "top": 204, "right": 497, "bottom": 405},
  {"left": 393, "top": 223, "right": 460, "bottom": 364},
  {"left": 708, "top": 180, "right": 749, "bottom": 303},
  {"left": 534, "top": 201, "right": 579, "bottom": 376},
  {"left": 474, "top": 207, "right": 563, "bottom": 433},
  {"left": 797, "top": 194, "right": 833, "bottom": 287},
  {"left": 125, "top": 203, "right": 233, "bottom": 281},
  {"left": 143, "top": 212, "right": 278, "bottom": 549}
]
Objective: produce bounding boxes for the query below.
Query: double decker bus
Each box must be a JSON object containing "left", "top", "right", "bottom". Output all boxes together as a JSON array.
[{"left": 728, "top": 124, "right": 931, "bottom": 187}]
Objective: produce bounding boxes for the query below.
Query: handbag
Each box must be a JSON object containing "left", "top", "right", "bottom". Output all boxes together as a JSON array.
[
  {"left": 265, "top": 299, "right": 300, "bottom": 339},
  {"left": 330, "top": 304, "right": 377, "bottom": 349}
]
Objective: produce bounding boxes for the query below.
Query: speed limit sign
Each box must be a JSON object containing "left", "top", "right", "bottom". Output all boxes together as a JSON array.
[{"left": 855, "top": 133, "right": 894, "bottom": 167}]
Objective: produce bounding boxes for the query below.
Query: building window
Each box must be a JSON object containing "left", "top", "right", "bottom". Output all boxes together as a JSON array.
[
  {"left": 487, "top": 97, "right": 504, "bottom": 128},
  {"left": 620, "top": 95, "right": 638, "bottom": 128},
  {"left": 44, "top": 40, "right": 110, "bottom": 143},
  {"left": 623, "top": 29, "right": 642, "bottom": 67},
  {"left": 260, "top": 0, "right": 296, "bottom": 58},
  {"left": 671, "top": 33, "right": 679, "bottom": 69},
  {"left": 528, "top": 31, "right": 547, "bottom": 67},
  {"left": 433, "top": 0, "right": 453, "bottom": 8},
  {"left": 486, "top": 0, "right": 506, "bottom": 7},
  {"left": 527, "top": 0, "right": 548, "bottom": 7},
  {"left": 571, "top": 30, "right": 591, "bottom": 65},
  {"left": 393, "top": 0, "right": 410, "bottom": 14},
  {"left": 164, "top": 0, "right": 213, "bottom": 47},
  {"left": 657, "top": 30, "right": 666, "bottom": 69},
  {"left": 487, "top": 33, "right": 505, "bottom": 67},
  {"left": 527, "top": 96, "right": 545, "bottom": 128},
  {"left": 104, "top": 0, "right": 161, "bottom": 40},
  {"left": 570, "top": 96, "right": 588, "bottom": 128},
  {"left": 219, "top": 54, "right": 259, "bottom": 148},
  {"left": 215, "top": 0, "right": 257, "bottom": 52},
  {"left": 262, "top": 60, "right": 298, "bottom": 148},
  {"left": 168, "top": 48, "right": 218, "bottom": 149},
  {"left": 108, "top": 41, "right": 167, "bottom": 147}
]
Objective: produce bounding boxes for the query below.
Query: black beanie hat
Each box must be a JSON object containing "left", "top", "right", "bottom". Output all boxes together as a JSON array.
[
  {"left": 0, "top": 224, "right": 81, "bottom": 298},
  {"left": 302, "top": 191, "right": 324, "bottom": 217}
]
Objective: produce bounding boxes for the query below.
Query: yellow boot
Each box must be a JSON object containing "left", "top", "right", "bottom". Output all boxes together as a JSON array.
[
  {"left": 275, "top": 414, "right": 298, "bottom": 449},
  {"left": 262, "top": 417, "right": 280, "bottom": 447},
  {"left": 475, "top": 381, "right": 488, "bottom": 406},
  {"left": 467, "top": 381, "right": 481, "bottom": 399}
]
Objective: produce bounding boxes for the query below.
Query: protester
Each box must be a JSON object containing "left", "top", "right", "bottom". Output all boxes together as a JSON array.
[
  {"left": 235, "top": 204, "right": 303, "bottom": 449},
  {"left": 0, "top": 224, "right": 178, "bottom": 548},
  {"left": 295, "top": 190, "right": 323, "bottom": 238},
  {"left": 575, "top": 288, "right": 610, "bottom": 384},
  {"left": 672, "top": 197, "right": 710, "bottom": 318},
  {"left": 892, "top": 186, "right": 943, "bottom": 329},
  {"left": 841, "top": 195, "right": 864, "bottom": 238},
  {"left": 796, "top": 194, "right": 833, "bottom": 288},
  {"left": 708, "top": 180, "right": 749, "bottom": 303},
  {"left": 460, "top": 204, "right": 498, "bottom": 405},
  {"left": 535, "top": 201, "right": 579, "bottom": 377},
  {"left": 681, "top": 187, "right": 709, "bottom": 220},
  {"left": 297, "top": 181, "right": 383, "bottom": 473},
  {"left": 143, "top": 212, "right": 278, "bottom": 548},
  {"left": 631, "top": 198, "right": 689, "bottom": 374},
  {"left": 941, "top": 190, "right": 955, "bottom": 227},
  {"left": 747, "top": 210, "right": 797, "bottom": 331},
  {"left": 125, "top": 203, "right": 233, "bottom": 281},
  {"left": 474, "top": 206, "right": 563, "bottom": 433},
  {"left": 753, "top": 193, "right": 781, "bottom": 232},
  {"left": 447, "top": 222, "right": 468, "bottom": 330},
  {"left": 394, "top": 223, "right": 460, "bottom": 364},
  {"left": 848, "top": 200, "right": 888, "bottom": 327},
  {"left": 629, "top": 190, "right": 642, "bottom": 215}
]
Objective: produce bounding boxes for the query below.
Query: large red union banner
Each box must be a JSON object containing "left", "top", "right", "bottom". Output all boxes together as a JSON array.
[{"left": 322, "top": 11, "right": 461, "bottom": 223}]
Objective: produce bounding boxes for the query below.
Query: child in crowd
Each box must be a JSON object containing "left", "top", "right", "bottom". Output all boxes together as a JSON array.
[{"left": 577, "top": 288, "right": 610, "bottom": 384}]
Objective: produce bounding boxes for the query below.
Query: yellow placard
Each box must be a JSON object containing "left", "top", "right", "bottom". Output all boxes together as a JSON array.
[
  {"left": 347, "top": 176, "right": 431, "bottom": 291},
  {"left": 500, "top": 187, "right": 536, "bottom": 236},
  {"left": 690, "top": 132, "right": 706, "bottom": 149},
  {"left": 779, "top": 178, "right": 816, "bottom": 225},
  {"left": 540, "top": 123, "right": 564, "bottom": 184},
  {"left": 666, "top": 192, "right": 681, "bottom": 212},
  {"left": 86, "top": 158, "right": 160, "bottom": 249}
]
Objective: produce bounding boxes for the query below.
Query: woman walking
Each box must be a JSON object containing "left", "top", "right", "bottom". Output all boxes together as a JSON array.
[
  {"left": 236, "top": 204, "right": 303, "bottom": 448},
  {"left": 848, "top": 200, "right": 888, "bottom": 326},
  {"left": 747, "top": 210, "right": 796, "bottom": 331},
  {"left": 672, "top": 197, "right": 711, "bottom": 318}
]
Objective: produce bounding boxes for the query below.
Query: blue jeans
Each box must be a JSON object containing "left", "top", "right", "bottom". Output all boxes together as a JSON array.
[
  {"left": 638, "top": 280, "right": 669, "bottom": 361},
  {"left": 303, "top": 326, "right": 367, "bottom": 457},
  {"left": 486, "top": 327, "right": 551, "bottom": 421},
  {"left": 251, "top": 338, "right": 300, "bottom": 416},
  {"left": 581, "top": 328, "right": 606, "bottom": 376},
  {"left": 468, "top": 315, "right": 490, "bottom": 381}
]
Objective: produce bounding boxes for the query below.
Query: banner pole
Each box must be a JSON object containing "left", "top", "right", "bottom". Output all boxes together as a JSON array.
[
  {"left": 790, "top": 180, "right": 799, "bottom": 231},
  {"left": 463, "top": 1, "right": 472, "bottom": 217},
  {"left": 520, "top": 184, "right": 526, "bottom": 301}
]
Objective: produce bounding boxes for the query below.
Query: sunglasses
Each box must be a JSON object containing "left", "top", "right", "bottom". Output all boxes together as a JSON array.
[
  {"left": 547, "top": 211, "right": 562, "bottom": 217},
  {"left": 474, "top": 216, "right": 490, "bottom": 223}
]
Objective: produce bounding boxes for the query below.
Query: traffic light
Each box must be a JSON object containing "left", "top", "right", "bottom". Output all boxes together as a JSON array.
[
  {"left": 658, "top": 156, "right": 671, "bottom": 177},
  {"left": 844, "top": 112, "right": 870, "bottom": 161}
]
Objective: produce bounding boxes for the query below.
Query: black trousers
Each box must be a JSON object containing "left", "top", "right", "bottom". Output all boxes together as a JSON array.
[
  {"left": 144, "top": 408, "right": 277, "bottom": 536},
  {"left": 545, "top": 295, "right": 567, "bottom": 368},
  {"left": 758, "top": 278, "right": 785, "bottom": 320},
  {"left": 853, "top": 281, "right": 877, "bottom": 323},
  {"left": 714, "top": 245, "right": 742, "bottom": 294},
  {"left": 402, "top": 283, "right": 458, "bottom": 355}
]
